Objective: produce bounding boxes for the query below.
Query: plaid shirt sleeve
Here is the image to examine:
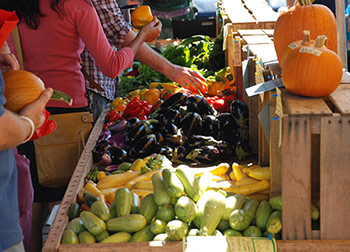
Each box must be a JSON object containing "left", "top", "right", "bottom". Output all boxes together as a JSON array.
[{"left": 81, "top": 0, "right": 132, "bottom": 100}]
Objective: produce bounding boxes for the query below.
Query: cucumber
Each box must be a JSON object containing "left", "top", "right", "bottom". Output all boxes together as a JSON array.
[
  {"left": 243, "top": 226, "right": 263, "bottom": 237},
  {"left": 68, "top": 202, "right": 80, "bottom": 220},
  {"left": 222, "top": 194, "right": 246, "bottom": 220},
  {"left": 109, "top": 201, "right": 116, "bottom": 218},
  {"left": 266, "top": 210, "right": 282, "bottom": 235},
  {"left": 175, "top": 165, "right": 200, "bottom": 202},
  {"left": 255, "top": 200, "right": 273, "bottom": 231},
  {"left": 130, "top": 225, "right": 155, "bottom": 242},
  {"left": 101, "top": 232, "right": 131, "bottom": 243},
  {"left": 152, "top": 173, "right": 172, "bottom": 206},
  {"left": 199, "top": 190, "right": 226, "bottom": 236},
  {"left": 90, "top": 200, "right": 111, "bottom": 221},
  {"left": 66, "top": 217, "right": 85, "bottom": 235},
  {"left": 78, "top": 231, "right": 96, "bottom": 244},
  {"left": 107, "top": 214, "right": 147, "bottom": 233},
  {"left": 115, "top": 187, "right": 133, "bottom": 217},
  {"left": 162, "top": 168, "right": 184, "bottom": 198},
  {"left": 80, "top": 211, "right": 106, "bottom": 236},
  {"left": 94, "top": 230, "right": 110, "bottom": 242},
  {"left": 83, "top": 193, "right": 100, "bottom": 207},
  {"left": 174, "top": 196, "right": 196, "bottom": 223},
  {"left": 223, "top": 229, "right": 243, "bottom": 237},
  {"left": 139, "top": 194, "right": 158, "bottom": 224},
  {"left": 269, "top": 195, "right": 282, "bottom": 210},
  {"left": 242, "top": 199, "right": 259, "bottom": 224},
  {"left": 62, "top": 229, "right": 79, "bottom": 244}
]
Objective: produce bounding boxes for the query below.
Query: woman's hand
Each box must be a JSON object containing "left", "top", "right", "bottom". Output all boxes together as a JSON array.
[{"left": 138, "top": 17, "right": 162, "bottom": 42}]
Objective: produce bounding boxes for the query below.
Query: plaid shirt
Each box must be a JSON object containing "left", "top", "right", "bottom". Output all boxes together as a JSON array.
[{"left": 81, "top": 0, "right": 131, "bottom": 101}]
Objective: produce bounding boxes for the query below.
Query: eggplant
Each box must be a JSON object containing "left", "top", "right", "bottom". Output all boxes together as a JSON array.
[
  {"left": 171, "top": 145, "right": 188, "bottom": 163},
  {"left": 181, "top": 112, "right": 202, "bottom": 137},
  {"left": 92, "top": 140, "right": 111, "bottom": 163},
  {"left": 106, "top": 146, "right": 128, "bottom": 164},
  {"left": 149, "top": 107, "right": 168, "bottom": 119},
  {"left": 125, "top": 118, "right": 140, "bottom": 132},
  {"left": 164, "top": 108, "right": 182, "bottom": 127},
  {"left": 230, "top": 99, "right": 249, "bottom": 127},
  {"left": 153, "top": 145, "right": 173, "bottom": 159},
  {"left": 185, "top": 95, "right": 215, "bottom": 116},
  {"left": 185, "top": 145, "right": 220, "bottom": 164},
  {"left": 97, "top": 129, "right": 112, "bottom": 142},
  {"left": 131, "top": 134, "right": 158, "bottom": 158},
  {"left": 160, "top": 92, "right": 188, "bottom": 109},
  {"left": 107, "top": 119, "right": 127, "bottom": 134},
  {"left": 201, "top": 115, "right": 220, "bottom": 137},
  {"left": 185, "top": 95, "right": 202, "bottom": 112},
  {"left": 126, "top": 122, "right": 149, "bottom": 144},
  {"left": 162, "top": 122, "right": 178, "bottom": 136}
]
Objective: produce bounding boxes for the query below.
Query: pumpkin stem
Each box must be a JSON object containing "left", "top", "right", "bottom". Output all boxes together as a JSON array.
[
  {"left": 297, "top": 0, "right": 314, "bottom": 5},
  {"left": 301, "top": 30, "right": 311, "bottom": 45},
  {"left": 315, "top": 35, "right": 328, "bottom": 48}
]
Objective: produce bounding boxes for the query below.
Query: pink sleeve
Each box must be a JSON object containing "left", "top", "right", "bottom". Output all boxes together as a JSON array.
[{"left": 68, "top": 0, "right": 134, "bottom": 78}]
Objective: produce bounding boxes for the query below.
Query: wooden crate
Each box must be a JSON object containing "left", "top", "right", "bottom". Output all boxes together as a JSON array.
[{"left": 269, "top": 84, "right": 350, "bottom": 240}]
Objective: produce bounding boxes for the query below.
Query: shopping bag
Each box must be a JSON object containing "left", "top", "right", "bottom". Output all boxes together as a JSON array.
[{"left": 0, "top": 9, "right": 19, "bottom": 47}]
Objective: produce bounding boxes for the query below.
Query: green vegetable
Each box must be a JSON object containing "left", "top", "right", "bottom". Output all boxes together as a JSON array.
[
  {"left": 269, "top": 195, "right": 282, "bottom": 210},
  {"left": 243, "top": 226, "right": 263, "bottom": 237},
  {"left": 266, "top": 210, "right": 282, "bottom": 235},
  {"left": 255, "top": 200, "right": 273, "bottom": 231},
  {"left": 156, "top": 205, "right": 175, "bottom": 222},
  {"left": 150, "top": 219, "right": 167, "bottom": 235},
  {"left": 174, "top": 196, "right": 197, "bottom": 223},
  {"left": 66, "top": 218, "right": 85, "bottom": 235},
  {"left": 166, "top": 220, "right": 188, "bottom": 241},
  {"left": 311, "top": 203, "right": 320, "bottom": 221},
  {"left": 130, "top": 225, "right": 155, "bottom": 242},
  {"left": 152, "top": 173, "right": 172, "bottom": 206},
  {"left": 229, "top": 209, "right": 250, "bottom": 231},
  {"left": 162, "top": 168, "right": 184, "bottom": 198},
  {"left": 222, "top": 194, "right": 246, "bottom": 220},
  {"left": 62, "top": 229, "right": 79, "bottom": 244},
  {"left": 78, "top": 231, "right": 96, "bottom": 244},
  {"left": 223, "top": 229, "right": 242, "bottom": 237},
  {"left": 90, "top": 200, "right": 111, "bottom": 221},
  {"left": 139, "top": 194, "right": 158, "bottom": 223},
  {"left": 242, "top": 199, "right": 259, "bottom": 224}
]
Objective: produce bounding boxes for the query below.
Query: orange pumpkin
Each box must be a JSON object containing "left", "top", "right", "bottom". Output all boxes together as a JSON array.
[
  {"left": 273, "top": 0, "right": 337, "bottom": 65},
  {"left": 3, "top": 70, "right": 72, "bottom": 112},
  {"left": 131, "top": 5, "right": 153, "bottom": 29},
  {"left": 281, "top": 35, "right": 342, "bottom": 97}
]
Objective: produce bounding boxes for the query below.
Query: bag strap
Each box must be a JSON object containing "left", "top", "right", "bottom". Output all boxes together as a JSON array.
[
  {"left": 11, "top": 25, "right": 24, "bottom": 70},
  {"left": 81, "top": 65, "right": 105, "bottom": 92}
]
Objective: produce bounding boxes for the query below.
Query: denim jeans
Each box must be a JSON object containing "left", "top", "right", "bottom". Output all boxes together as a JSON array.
[
  {"left": 87, "top": 90, "right": 109, "bottom": 122},
  {"left": 3, "top": 241, "right": 25, "bottom": 252}
]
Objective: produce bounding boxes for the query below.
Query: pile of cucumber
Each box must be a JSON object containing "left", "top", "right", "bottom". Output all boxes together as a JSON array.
[{"left": 62, "top": 167, "right": 283, "bottom": 244}]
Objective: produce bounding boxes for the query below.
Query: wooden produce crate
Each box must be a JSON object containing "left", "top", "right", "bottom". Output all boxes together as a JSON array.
[{"left": 269, "top": 84, "right": 350, "bottom": 241}]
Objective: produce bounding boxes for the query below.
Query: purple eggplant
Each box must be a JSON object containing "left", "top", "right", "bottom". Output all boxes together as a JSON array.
[
  {"left": 97, "top": 129, "right": 112, "bottom": 142},
  {"left": 107, "top": 119, "right": 127, "bottom": 134}
]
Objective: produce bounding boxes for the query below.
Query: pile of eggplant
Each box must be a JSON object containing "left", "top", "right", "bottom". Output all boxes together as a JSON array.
[{"left": 93, "top": 92, "right": 249, "bottom": 166}]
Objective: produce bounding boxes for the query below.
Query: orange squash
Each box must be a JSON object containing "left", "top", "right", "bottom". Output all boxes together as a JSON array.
[
  {"left": 131, "top": 5, "right": 153, "bottom": 29},
  {"left": 273, "top": 0, "right": 337, "bottom": 65},
  {"left": 281, "top": 34, "right": 342, "bottom": 97},
  {"left": 3, "top": 70, "right": 72, "bottom": 112}
]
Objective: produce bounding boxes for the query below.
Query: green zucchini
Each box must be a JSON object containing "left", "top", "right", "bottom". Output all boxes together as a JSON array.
[
  {"left": 152, "top": 173, "right": 172, "bottom": 206},
  {"left": 150, "top": 219, "right": 167, "bottom": 235},
  {"left": 78, "top": 231, "right": 96, "bottom": 244},
  {"left": 242, "top": 199, "right": 259, "bottom": 224},
  {"left": 166, "top": 220, "right": 188, "bottom": 241},
  {"left": 106, "top": 214, "right": 147, "bottom": 233},
  {"left": 66, "top": 217, "right": 85, "bottom": 235},
  {"left": 68, "top": 202, "right": 80, "bottom": 220},
  {"left": 175, "top": 165, "right": 200, "bottom": 202},
  {"left": 156, "top": 205, "right": 175, "bottom": 222},
  {"left": 130, "top": 225, "right": 155, "bottom": 242},
  {"left": 266, "top": 210, "right": 282, "bottom": 235},
  {"left": 90, "top": 200, "right": 111, "bottom": 221},
  {"left": 153, "top": 233, "right": 168, "bottom": 241},
  {"left": 115, "top": 187, "right": 133, "bottom": 217},
  {"left": 223, "top": 229, "right": 242, "bottom": 237},
  {"left": 199, "top": 190, "right": 226, "bottom": 236},
  {"left": 139, "top": 193, "right": 158, "bottom": 224},
  {"left": 269, "top": 195, "right": 282, "bottom": 210},
  {"left": 222, "top": 194, "right": 246, "bottom": 220},
  {"left": 162, "top": 168, "right": 184, "bottom": 198},
  {"left": 94, "top": 230, "right": 110, "bottom": 242},
  {"left": 255, "top": 200, "right": 273, "bottom": 231},
  {"left": 62, "top": 229, "right": 79, "bottom": 244},
  {"left": 229, "top": 209, "right": 250, "bottom": 231},
  {"left": 79, "top": 211, "right": 106, "bottom": 236},
  {"left": 243, "top": 226, "right": 262, "bottom": 237},
  {"left": 131, "top": 192, "right": 140, "bottom": 214},
  {"left": 174, "top": 195, "right": 197, "bottom": 223},
  {"left": 101, "top": 232, "right": 131, "bottom": 243}
]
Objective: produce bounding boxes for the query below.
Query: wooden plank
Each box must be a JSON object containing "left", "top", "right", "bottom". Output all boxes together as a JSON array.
[
  {"left": 277, "top": 240, "right": 350, "bottom": 252},
  {"left": 262, "top": 29, "right": 274, "bottom": 37},
  {"left": 221, "top": 0, "right": 256, "bottom": 23},
  {"left": 242, "top": 35, "right": 273, "bottom": 45},
  {"left": 42, "top": 110, "right": 107, "bottom": 252},
  {"left": 328, "top": 84, "right": 350, "bottom": 116},
  {"left": 336, "top": 0, "right": 348, "bottom": 69},
  {"left": 243, "top": 0, "right": 279, "bottom": 22},
  {"left": 320, "top": 115, "right": 350, "bottom": 239},
  {"left": 269, "top": 91, "right": 282, "bottom": 196},
  {"left": 247, "top": 44, "right": 277, "bottom": 63},
  {"left": 237, "top": 29, "right": 265, "bottom": 36},
  {"left": 281, "top": 116, "right": 312, "bottom": 240},
  {"left": 282, "top": 89, "right": 332, "bottom": 116}
]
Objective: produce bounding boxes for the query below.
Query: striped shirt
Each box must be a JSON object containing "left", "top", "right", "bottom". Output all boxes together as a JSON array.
[{"left": 81, "top": 0, "right": 131, "bottom": 101}]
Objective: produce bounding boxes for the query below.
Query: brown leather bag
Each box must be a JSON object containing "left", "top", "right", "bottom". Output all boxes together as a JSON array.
[{"left": 34, "top": 111, "right": 94, "bottom": 187}]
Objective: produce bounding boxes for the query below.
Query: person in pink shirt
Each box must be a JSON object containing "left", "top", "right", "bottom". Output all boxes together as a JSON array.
[{"left": 1, "top": 0, "right": 161, "bottom": 251}]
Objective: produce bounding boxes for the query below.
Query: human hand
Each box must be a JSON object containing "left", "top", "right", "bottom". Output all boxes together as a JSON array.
[
  {"left": 167, "top": 65, "right": 208, "bottom": 94},
  {"left": 18, "top": 88, "right": 53, "bottom": 130},
  {"left": 138, "top": 17, "right": 162, "bottom": 42},
  {"left": 0, "top": 53, "right": 20, "bottom": 71}
]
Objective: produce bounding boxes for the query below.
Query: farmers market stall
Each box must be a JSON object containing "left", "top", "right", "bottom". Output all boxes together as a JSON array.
[{"left": 41, "top": 0, "right": 350, "bottom": 251}]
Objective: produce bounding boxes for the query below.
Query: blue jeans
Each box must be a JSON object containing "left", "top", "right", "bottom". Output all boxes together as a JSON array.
[
  {"left": 3, "top": 241, "right": 25, "bottom": 252},
  {"left": 87, "top": 90, "right": 110, "bottom": 122}
]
